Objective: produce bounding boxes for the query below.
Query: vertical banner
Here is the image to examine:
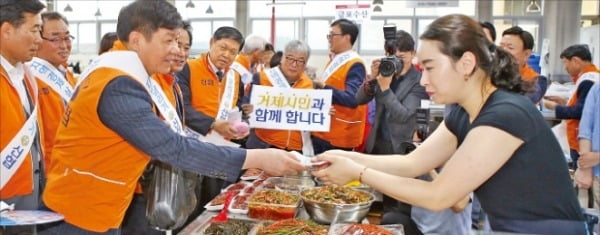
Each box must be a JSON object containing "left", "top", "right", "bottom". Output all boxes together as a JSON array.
[{"left": 249, "top": 85, "right": 332, "bottom": 132}]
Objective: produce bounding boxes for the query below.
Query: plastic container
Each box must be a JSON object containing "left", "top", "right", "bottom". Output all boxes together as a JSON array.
[
  {"left": 222, "top": 181, "right": 251, "bottom": 193},
  {"left": 328, "top": 223, "right": 404, "bottom": 235},
  {"left": 204, "top": 190, "right": 241, "bottom": 211},
  {"left": 259, "top": 177, "right": 315, "bottom": 193},
  {"left": 247, "top": 189, "right": 300, "bottom": 220},
  {"left": 228, "top": 194, "right": 249, "bottom": 214},
  {"left": 240, "top": 168, "right": 263, "bottom": 181}
]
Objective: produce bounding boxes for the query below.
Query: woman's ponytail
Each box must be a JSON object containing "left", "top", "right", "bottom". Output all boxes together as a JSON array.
[{"left": 488, "top": 45, "right": 527, "bottom": 93}]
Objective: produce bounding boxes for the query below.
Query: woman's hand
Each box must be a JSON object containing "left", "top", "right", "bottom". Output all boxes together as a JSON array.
[{"left": 311, "top": 151, "right": 364, "bottom": 185}]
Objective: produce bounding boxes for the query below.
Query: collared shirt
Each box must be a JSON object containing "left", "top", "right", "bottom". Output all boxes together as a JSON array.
[
  {"left": 1, "top": 55, "right": 31, "bottom": 114},
  {"left": 207, "top": 54, "right": 224, "bottom": 81},
  {"left": 578, "top": 83, "right": 600, "bottom": 177}
]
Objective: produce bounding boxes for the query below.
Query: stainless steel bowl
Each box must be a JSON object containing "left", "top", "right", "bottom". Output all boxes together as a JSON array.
[{"left": 300, "top": 188, "right": 375, "bottom": 224}]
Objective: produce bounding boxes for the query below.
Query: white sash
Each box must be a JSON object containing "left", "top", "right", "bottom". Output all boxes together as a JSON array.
[
  {"left": 263, "top": 68, "right": 314, "bottom": 155},
  {"left": 320, "top": 50, "right": 361, "bottom": 83},
  {"left": 569, "top": 71, "right": 599, "bottom": 103},
  {"left": 0, "top": 72, "right": 39, "bottom": 190},
  {"left": 231, "top": 61, "right": 252, "bottom": 85},
  {"left": 265, "top": 67, "right": 290, "bottom": 89},
  {"left": 76, "top": 51, "right": 184, "bottom": 134},
  {"left": 28, "top": 57, "right": 74, "bottom": 102},
  {"left": 216, "top": 69, "right": 238, "bottom": 121}
]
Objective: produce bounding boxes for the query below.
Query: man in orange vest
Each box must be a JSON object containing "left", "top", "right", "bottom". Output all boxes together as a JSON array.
[
  {"left": 543, "top": 44, "right": 599, "bottom": 170},
  {"left": 177, "top": 26, "right": 246, "bottom": 139},
  {"left": 41, "top": 1, "right": 304, "bottom": 233},
  {"left": 245, "top": 40, "right": 314, "bottom": 151},
  {"left": 500, "top": 26, "right": 548, "bottom": 104},
  {"left": 312, "top": 18, "right": 367, "bottom": 154},
  {"left": 235, "top": 34, "right": 267, "bottom": 84},
  {"left": 29, "top": 12, "right": 77, "bottom": 174},
  {"left": 0, "top": 0, "right": 45, "bottom": 208}
]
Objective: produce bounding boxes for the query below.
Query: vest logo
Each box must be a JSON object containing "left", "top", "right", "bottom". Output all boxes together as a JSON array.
[
  {"left": 201, "top": 79, "right": 215, "bottom": 86},
  {"left": 20, "top": 136, "right": 30, "bottom": 146},
  {"left": 41, "top": 87, "right": 51, "bottom": 95}
]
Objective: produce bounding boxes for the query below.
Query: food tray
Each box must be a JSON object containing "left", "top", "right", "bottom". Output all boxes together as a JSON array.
[
  {"left": 228, "top": 194, "right": 249, "bottom": 214},
  {"left": 222, "top": 181, "right": 251, "bottom": 193},
  {"left": 259, "top": 177, "right": 315, "bottom": 193},
  {"left": 183, "top": 217, "right": 257, "bottom": 235},
  {"left": 240, "top": 168, "right": 264, "bottom": 181},
  {"left": 328, "top": 223, "right": 404, "bottom": 235},
  {"left": 247, "top": 189, "right": 300, "bottom": 220},
  {"left": 204, "top": 190, "right": 241, "bottom": 211}
]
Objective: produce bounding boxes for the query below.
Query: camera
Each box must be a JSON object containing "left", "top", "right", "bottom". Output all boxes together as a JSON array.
[{"left": 378, "top": 24, "right": 403, "bottom": 77}]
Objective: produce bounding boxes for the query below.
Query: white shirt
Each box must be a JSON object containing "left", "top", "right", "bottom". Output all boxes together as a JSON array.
[
  {"left": 1, "top": 55, "right": 31, "bottom": 114},
  {"left": 206, "top": 54, "right": 224, "bottom": 79}
]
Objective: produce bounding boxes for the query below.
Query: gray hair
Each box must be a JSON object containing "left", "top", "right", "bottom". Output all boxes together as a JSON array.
[
  {"left": 242, "top": 35, "right": 267, "bottom": 54},
  {"left": 284, "top": 40, "right": 311, "bottom": 60}
]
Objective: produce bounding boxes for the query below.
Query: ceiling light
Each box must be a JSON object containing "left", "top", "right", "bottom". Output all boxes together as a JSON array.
[
  {"left": 373, "top": 5, "right": 382, "bottom": 12},
  {"left": 64, "top": 4, "right": 72, "bottom": 12},
  {"left": 526, "top": 0, "right": 540, "bottom": 13},
  {"left": 94, "top": 8, "right": 102, "bottom": 17},
  {"left": 373, "top": 0, "right": 383, "bottom": 5},
  {"left": 206, "top": 4, "right": 213, "bottom": 14},
  {"left": 185, "top": 0, "right": 195, "bottom": 8}
]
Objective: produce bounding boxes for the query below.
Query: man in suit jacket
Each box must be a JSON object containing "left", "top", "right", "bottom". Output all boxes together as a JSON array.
[{"left": 356, "top": 30, "right": 428, "bottom": 155}]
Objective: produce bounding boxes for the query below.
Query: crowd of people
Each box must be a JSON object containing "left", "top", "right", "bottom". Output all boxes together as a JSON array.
[{"left": 1, "top": 0, "right": 598, "bottom": 234}]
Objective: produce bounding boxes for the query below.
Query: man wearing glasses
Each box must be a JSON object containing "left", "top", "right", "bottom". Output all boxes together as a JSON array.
[
  {"left": 244, "top": 40, "right": 314, "bottom": 151},
  {"left": 312, "top": 18, "right": 367, "bottom": 154},
  {"left": 28, "top": 12, "right": 76, "bottom": 175}
]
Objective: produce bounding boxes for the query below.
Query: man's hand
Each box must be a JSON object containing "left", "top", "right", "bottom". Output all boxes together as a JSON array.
[
  {"left": 542, "top": 99, "right": 558, "bottom": 110},
  {"left": 211, "top": 120, "right": 238, "bottom": 139},
  {"left": 376, "top": 74, "right": 393, "bottom": 91},
  {"left": 574, "top": 168, "right": 593, "bottom": 189},
  {"left": 245, "top": 149, "right": 306, "bottom": 176},
  {"left": 578, "top": 151, "right": 600, "bottom": 169},
  {"left": 241, "top": 104, "right": 254, "bottom": 117},
  {"left": 370, "top": 59, "right": 381, "bottom": 78}
]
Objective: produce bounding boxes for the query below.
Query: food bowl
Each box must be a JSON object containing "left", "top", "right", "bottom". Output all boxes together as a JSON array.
[{"left": 300, "top": 186, "right": 375, "bottom": 224}]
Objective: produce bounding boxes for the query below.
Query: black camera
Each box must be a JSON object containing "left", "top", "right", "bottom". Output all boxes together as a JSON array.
[{"left": 379, "top": 24, "right": 403, "bottom": 77}]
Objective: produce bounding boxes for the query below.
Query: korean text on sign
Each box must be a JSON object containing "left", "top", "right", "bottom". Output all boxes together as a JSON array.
[{"left": 249, "top": 85, "right": 332, "bottom": 132}]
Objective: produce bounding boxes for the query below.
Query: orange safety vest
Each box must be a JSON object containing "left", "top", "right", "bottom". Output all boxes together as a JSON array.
[
  {"left": 565, "top": 64, "right": 599, "bottom": 152},
  {"left": 312, "top": 58, "right": 367, "bottom": 148},
  {"left": 0, "top": 66, "right": 42, "bottom": 199},
  {"left": 520, "top": 63, "right": 539, "bottom": 82},
  {"left": 235, "top": 53, "right": 251, "bottom": 71},
  {"left": 43, "top": 67, "right": 179, "bottom": 232},
  {"left": 187, "top": 53, "right": 240, "bottom": 118},
  {"left": 254, "top": 71, "right": 314, "bottom": 150},
  {"left": 36, "top": 66, "right": 76, "bottom": 173}
]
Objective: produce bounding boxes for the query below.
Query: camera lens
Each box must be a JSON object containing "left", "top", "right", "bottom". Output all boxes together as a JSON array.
[{"left": 379, "top": 60, "right": 395, "bottom": 77}]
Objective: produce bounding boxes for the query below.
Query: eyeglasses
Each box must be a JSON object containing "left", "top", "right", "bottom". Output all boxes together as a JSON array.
[
  {"left": 326, "top": 33, "right": 343, "bottom": 40},
  {"left": 285, "top": 56, "right": 306, "bottom": 66},
  {"left": 41, "top": 34, "right": 75, "bottom": 44}
]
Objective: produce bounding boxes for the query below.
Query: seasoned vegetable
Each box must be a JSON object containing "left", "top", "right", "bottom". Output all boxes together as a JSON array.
[
  {"left": 257, "top": 219, "right": 328, "bottom": 235},
  {"left": 203, "top": 220, "right": 254, "bottom": 235},
  {"left": 341, "top": 224, "right": 393, "bottom": 235},
  {"left": 301, "top": 185, "right": 371, "bottom": 204}
]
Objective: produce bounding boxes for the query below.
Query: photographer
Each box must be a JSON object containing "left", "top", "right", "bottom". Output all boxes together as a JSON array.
[{"left": 357, "top": 28, "right": 428, "bottom": 155}]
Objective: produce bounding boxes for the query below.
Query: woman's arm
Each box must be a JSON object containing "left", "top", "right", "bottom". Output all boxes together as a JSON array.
[{"left": 362, "top": 126, "right": 523, "bottom": 211}]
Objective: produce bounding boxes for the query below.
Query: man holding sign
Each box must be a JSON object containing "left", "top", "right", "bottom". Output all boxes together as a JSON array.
[
  {"left": 312, "top": 18, "right": 367, "bottom": 154},
  {"left": 245, "top": 40, "right": 316, "bottom": 151}
]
